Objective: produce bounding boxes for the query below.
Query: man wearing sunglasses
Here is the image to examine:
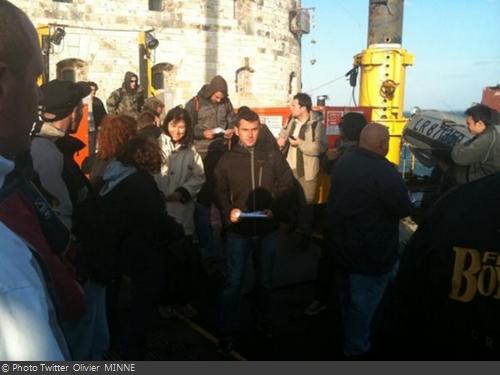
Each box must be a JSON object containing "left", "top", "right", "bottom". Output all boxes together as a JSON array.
[{"left": 106, "top": 71, "right": 144, "bottom": 119}]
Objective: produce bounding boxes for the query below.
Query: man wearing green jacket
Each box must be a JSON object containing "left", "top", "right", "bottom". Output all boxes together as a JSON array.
[{"left": 106, "top": 72, "right": 144, "bottom": 119}]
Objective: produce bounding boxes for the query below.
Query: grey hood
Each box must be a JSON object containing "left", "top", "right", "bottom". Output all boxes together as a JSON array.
[
  {"left": 199, "top": 75, "right": 229, "bottom": 99},
  {"left": 100, "top": 160, "right": 136, "bottom": 196}
]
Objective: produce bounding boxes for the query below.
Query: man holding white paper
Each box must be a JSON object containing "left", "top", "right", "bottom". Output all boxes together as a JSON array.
[
  {"left": 213, "top": 108, "right": 294, "bottom": 353},
  {"left": 185, "top": 76, "right": 236, "bottom": 272}
]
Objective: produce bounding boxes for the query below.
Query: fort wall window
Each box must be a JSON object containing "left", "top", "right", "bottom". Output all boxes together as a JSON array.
[{"left": 149, "top": 0, "right": 163, "bottom": 11}]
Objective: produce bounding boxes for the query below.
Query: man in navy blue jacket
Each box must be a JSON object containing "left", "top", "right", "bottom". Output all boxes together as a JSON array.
[{"left": 327, "top": 123, "right": 412, "bottom": 358}]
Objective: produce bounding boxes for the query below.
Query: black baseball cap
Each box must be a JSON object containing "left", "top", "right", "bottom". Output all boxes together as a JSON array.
[{"left": 39, "top": 79, "right": 91, "bottom": 122}]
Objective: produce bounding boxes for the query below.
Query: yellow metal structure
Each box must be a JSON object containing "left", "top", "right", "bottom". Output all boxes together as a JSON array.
[
  {"left": 36, "top": 25, "right": 50, "bottom": 49},
  {"left": 138, "top": 31, "right": 155, "bottom": 98},
  {"left": 354, "top": 45, "right": 414, "bottom": 165},
  {"left": 36, "top": 25, "right": 50, "bottom": 85}
]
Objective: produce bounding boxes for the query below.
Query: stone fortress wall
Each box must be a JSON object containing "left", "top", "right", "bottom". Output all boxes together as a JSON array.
[{"left": 13, "top": 0, "right": 306, "bottom": 109}]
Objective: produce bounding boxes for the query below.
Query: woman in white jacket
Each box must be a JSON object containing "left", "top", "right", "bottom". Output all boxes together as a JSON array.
[{"left": 154, "top": 106, "right": 205, "bottom": 318}]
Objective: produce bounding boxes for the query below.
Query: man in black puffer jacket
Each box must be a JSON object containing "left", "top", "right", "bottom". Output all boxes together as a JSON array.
[{"left": 213, "top": 108, "right": 294, "bottom": 350}]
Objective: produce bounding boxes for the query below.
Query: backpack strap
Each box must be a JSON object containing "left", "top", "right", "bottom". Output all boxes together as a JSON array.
[
  {"left": 223, "top": 100, "right": 235, "bottom": 129},
  {"left": 0, "top": 163, "right": 70, "bottom": 255},
  {"left": 311, "top": 120, "right": 318, "bottom": 143},
  {"left": 190, "top": 95, "right": 200, "bottom": 127},
  {"left": 21, "top": 179, "right": 71, "bottom": 255},
  {"left": 118, "top": 87, "right": 125, "bottom": 103},
  {"left": 194, "top": 95, "right": 200, "bottom": 112}
]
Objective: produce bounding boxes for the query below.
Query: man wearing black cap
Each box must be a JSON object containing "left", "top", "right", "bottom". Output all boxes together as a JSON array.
[
  {"left": 32, "top": 79, "right": 112, "bottom": 360},
  {"left": 31, "top": 79, "right": 90, "bottom": 228},
  {"left": 304, "top": 112, "right": 367, "bottom": 316}
]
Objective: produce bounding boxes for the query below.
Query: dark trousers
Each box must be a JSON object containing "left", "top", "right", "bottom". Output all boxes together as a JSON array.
[
  {"left": 88, "top": 131, "right": 97, "bottom": 156},
  {"left": 216, "top": 230, "right": 277, "bottom": 337},
  {"left": 106, "top": 252, "right": 164, "bottom": 360},
  {"left": 313, "top": 227, "right": 335, "bottom": 303},
  {"left": 294, "top": 176, "right": 320, "bottom": 236},
  {"left": 194, "top": 202, "right": 217, "bottom": 260},
  {"left": 162, "top": 236, "right": 199, "bottom": 306}
]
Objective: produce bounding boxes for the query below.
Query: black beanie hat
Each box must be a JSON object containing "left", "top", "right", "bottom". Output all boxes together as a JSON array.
[{"left": 340, "top": 112, "right": 368, "bottom": 142}]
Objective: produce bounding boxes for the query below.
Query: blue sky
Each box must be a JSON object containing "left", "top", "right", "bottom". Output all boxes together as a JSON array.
[{"left": 301, "top": 0, "right": 500, "bottom": 111}]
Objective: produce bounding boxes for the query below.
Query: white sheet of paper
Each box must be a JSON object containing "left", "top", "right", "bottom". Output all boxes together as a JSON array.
[
  {"left": 239, "top": 211, "right": 268, "bottom": 219},
  {"left": 212, "top": 127, "right": 226, "bottom": 134}
]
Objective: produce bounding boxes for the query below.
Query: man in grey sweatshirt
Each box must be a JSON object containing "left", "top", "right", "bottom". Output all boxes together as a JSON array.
[{"left": 452, "top": 104, "right": 500, "bottom": 184}]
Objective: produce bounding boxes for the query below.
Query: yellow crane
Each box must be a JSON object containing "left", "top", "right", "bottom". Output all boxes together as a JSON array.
[
  {"left": 138, "top": 30, "right": 159, "bottom": 98},
  {"left": 354, "top": 0, "right": 414, "bottom": 165},
  {"left": 36, "top": 25, "right": 50, "bottom": 85}
]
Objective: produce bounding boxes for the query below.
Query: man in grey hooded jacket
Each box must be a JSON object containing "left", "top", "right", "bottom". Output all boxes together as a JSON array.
[
  {"left": 185, "top": 75, "right": 236, "bottom": 158},
  {"left": 185, "top": 76, "right": 236, "bottom": 266}
]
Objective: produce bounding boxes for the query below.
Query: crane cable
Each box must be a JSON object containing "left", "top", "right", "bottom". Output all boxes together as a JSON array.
[{"left": 305, "top": 73, "right": 346, "bottom": 94}]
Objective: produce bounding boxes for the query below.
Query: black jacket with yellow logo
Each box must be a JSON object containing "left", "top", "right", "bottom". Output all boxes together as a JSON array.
[{"left": 388, "top": 172, "right": 500, "bottom": 359}]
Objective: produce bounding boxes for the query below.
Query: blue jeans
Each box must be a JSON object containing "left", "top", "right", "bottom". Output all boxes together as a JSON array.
[
  {"left": 194, "top": 202, "right": 217, "bottom": 260},
  {"left": 335, "top": 264, "right": 398, "bottom": 356},
  {"left": 216, "top": 230, "right": 278, "bottom": 337},
  {"left": 62, "top": 282, "right": 109, "bottom": 360}
]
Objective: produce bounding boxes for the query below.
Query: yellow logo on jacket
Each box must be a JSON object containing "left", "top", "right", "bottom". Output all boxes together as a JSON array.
[{"left": 449, "top": 247, "right": 500, "bottom": 302}]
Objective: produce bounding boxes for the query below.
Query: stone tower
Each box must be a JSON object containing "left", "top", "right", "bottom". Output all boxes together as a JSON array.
[{"left": 12, "top": 0, "right": 309, "bottom": 109}]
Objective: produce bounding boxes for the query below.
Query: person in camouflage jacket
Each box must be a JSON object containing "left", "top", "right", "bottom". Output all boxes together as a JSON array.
[{"left": 106, "top": 72, "right": 144, "bottom": 119}]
